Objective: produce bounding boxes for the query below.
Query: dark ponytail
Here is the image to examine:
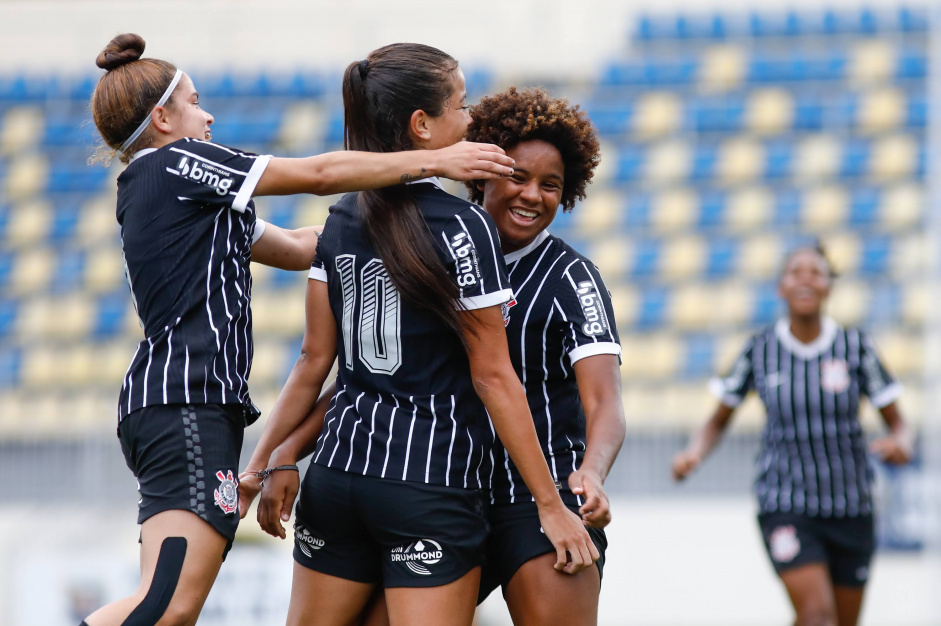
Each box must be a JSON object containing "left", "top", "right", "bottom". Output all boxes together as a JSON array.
[{"left": 342, "top": 43, "right": 472, "bottom": 343}]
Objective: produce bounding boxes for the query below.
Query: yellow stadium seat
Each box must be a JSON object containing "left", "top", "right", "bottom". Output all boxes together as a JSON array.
[
  {"left": 793, "top": 135, "right": 841, "bottom": 182},
  {"left": 84, "top": 246, "right": 125, "bottom": 293},
  {"left": 294, "top": 195, "right": 336, "bottom": 229},
  {"left": 17, "top": 294, "right": 94, "bottom": 340},
  {"left": 650, "top": 188, "right": 698, "bottom": 233},
  {"left": 699, "top": 45, "right": 747, "bottom": 93},
  {"left": 879, "top": 183, "right": 922, "bottom": 231},
  {"left": 0, "top": 106, "right": 44, "bottom": 155},
  {"left": 715, "top": 331, "right": 753, "bottom": 373},
  {"left": 712, "top": 281, "right": 752, "bottom": 327},
  {"left": 251, "top": 290, "right": 306, "bottom": 337},
  {"left": 573, "top": 190, "right": 621, "bottom": 236},
  {"left": 277, "top": 102, "right": 327, "bottom": 151},
  {"left": 644, "top": 139, "right": 691, "bottom": 184},
  {"left": 745, "top": 88, "right": 794, "bottom": 136},
  {"left": 669, "top": 284, "right": 713, "bottom": 330},
  {"left": 820, "top": 232, "right": 860, "bottom": 275},
  {"left": 739, "top": 233, "right": 783, "bottom": 279},
  {"left": 889, "top": 233, "right": 925, "bottom": 279},
  {"left": 20, "top": 344, "right": 58, "bottom": 388},
  {"left": 68, "top": 390, "right": 117, "bottom": 433},
  {"left": 827, "top": 279, "right": 868, "bottom": 327},
  {"left": 660, "top": 235, "right": 706, "bottom": 281},
  {"left": 6, "top": 198, "right": 52, "bottom": 248},
  {"left": 3, "top": 152, "right": 47, "bottom": 201},
  {"left": 607, "top": 283, "right": 638, "bottom": 330},
  {"left": 60, "top": 344, "right": 96, "bottom": 386},
  {"left": 869, "top": 134, "right": 917, "bottom": 182},
  {"left": 593, "top": 139, "right": 616, "bottom": 185},
  {"left": 857, "top": 87, "right": 905, "bottom": 135},
  {"left": 8, "top": 248, "right": 54, "bottom": 296},
  {"left": 94, "top": 340, "right": 136, "bottom": 386},
  {"left": 717, "top": 138, "right": 765, "bottom": 186},
  {"left": 631, "top": 91, "right": 683, "bottom": 140},
  {"left": 848, "top": 39, "right": 896, "bottom": 86},
  {"left": 76, "top": 193, "right": 119, "bottom": 245},
  {"left": 801, "top": 185, "right": 849, "bottom": 230},
  {"left": 876, "top": 330, "right": 922, "bottom": 379},
  {"left": 251, "top": 339, "right": 291, "bottom": 387},
  {"left": 726, "top": 186, "right": 773, "bottom": 233},
  {"left": 588, "top": 236, "right": 630, "bottom": 282},
  {"left": 0, "top": 391, "right": 28, "bottom": 439},
  {"left": 901, "top": 281, "right": 926, "bottom": 327},
  {"left": 619, "top": 332, "right": 681, "bottom": 380}
]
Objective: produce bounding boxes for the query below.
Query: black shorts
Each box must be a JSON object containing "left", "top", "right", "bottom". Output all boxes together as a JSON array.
[
  {"left": 758, "top": 511, "right": 875, "bottom": 588},
  {"left": 478, "top": 501, "right": 608, "bottom": 604},
  {"left": 293, "top": 463, "right": 490, "bottom": 588},
  {"left": 118, "top": 403, "right": 245, "bottom": 558}
]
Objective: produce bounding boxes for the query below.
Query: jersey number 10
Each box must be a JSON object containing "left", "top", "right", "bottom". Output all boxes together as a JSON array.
[{"left": 336, "top": 255, "right": 402, "bottom": 375}]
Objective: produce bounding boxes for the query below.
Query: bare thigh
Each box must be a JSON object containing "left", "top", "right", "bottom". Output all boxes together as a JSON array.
[
  {"left": 85, "top": 509, "right": 228, "bottom": 626},
  {"left": 503, "top": 552, "right": 600, "bottom": 626},
  {"left": 833, "top": 585, "right": 866, "bottom": 626},
  {"left": 286, "top": 562, "right": 377, "bottom": 626},
  {"left": 384, "top": 567, "right": 481, "bottom": 626},
  {"left": 780, "top": 563, "right": 838, "bottom": 626}
]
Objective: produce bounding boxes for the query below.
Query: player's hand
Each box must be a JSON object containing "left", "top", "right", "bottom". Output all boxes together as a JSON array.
[
  {"left": 432, "top": 142, "right": 514, "bottom": 181},
  {"left": 257, "top": 461, "right": 300, "bottom": 539},
  {"left": 568, "top": 469, "right": 611, "bottom": 528},
  {"left": 536, "top": 500, "right": 599, "bottom": 575},
  {"left": 672, "top": 450, "right": 701, "bottom": 481},
  {"left": 237, "top": 471, "right": 263, "bottom": 519},
  {"left": 870, "top": 435, "right": 912, "bottom": 465}
]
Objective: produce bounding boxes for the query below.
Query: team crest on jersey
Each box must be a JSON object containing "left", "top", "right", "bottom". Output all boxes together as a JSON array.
[
  {"left": 575, "top": 281, "right": 609, "bottom": 336},
  {"left": 769, "top": 525, "right": 800, "bottom": 563},
  {"left": 213, "top": 470, "right": 238, "bottom": 514},
  {"left": 820, "top": 359, "right": 850, "bottom": 394},
  {"left": 446, "top": 231, "right": 481, "bottom": 288},
  {"left": 168, "top": 155, "right": 235, "bottom": 196},
  {"left": 390, "top": 539, "right": 444, "bottom": 575},
  {"left": 294, "top": 522, "right": 326, "bottom": 558},
  {"left": 502, "top": 298, "right": 517, "bottom": 327}
]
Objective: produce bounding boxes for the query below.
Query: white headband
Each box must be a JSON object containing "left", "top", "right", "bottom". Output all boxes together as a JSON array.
[{"left": 120, "top": 69, "right": 184, "bottom": 153}]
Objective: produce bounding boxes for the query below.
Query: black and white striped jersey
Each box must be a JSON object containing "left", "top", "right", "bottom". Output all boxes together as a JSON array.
[
  {"left": 489, "top": 231, "right": 621, "bottom": 507},
  {"left": 308, "top": 179, "right": 513, "bottom": 489},
  {"left": 116, "top": 138, "right": 270, "bottom": 423},
  {"left": 712, "top": 317, "right": 902, "bottom": 518}
]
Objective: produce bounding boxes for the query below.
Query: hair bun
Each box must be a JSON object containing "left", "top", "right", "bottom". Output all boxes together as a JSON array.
[{"left": 96, "top": 33, "right": 146, "bottom": 71}]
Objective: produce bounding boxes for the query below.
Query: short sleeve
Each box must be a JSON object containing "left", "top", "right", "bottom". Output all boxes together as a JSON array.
[
  {"left": 857, "top": 330, "right": 902, "bottom": 408},
  {"left": 162, "top": 139, "right": 271, "bottom": 212},
  {"left": 556, "top": 259, "right": 621, "bottom": 364},
  {"left": 709, "top": 337, "right": 756, "bottom": 407},
  {"left": 440, "top": 206, "right": 513, "bottom": 310},
  {"left": 308, "top": 215, "right": 334, "bottom": 282}
]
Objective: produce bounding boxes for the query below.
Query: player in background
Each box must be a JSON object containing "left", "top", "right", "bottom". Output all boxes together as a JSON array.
[
  {"left": 465, "top": 87, "right": 624, "bottom": 626},
  {"left": 82, "top": 33, "right": 514, "bottom": 626},
  {"left": 240, "top": 45, "right": 597, "bottom": 626},
  {"left": 673, "top": 245, "right": 913, "bottom": 626}
]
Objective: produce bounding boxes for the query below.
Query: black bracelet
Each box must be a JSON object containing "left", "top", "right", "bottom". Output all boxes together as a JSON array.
[{"left": 254, "top": 465, "right": 299, "bottom": 484}]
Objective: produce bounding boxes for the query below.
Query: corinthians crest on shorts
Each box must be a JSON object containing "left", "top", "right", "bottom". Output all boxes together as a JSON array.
[{"left": 213, "top": 469, "right": 239, "bottom": 514}]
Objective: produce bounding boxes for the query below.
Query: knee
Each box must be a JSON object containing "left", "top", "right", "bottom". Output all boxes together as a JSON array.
[{"left": 795, "top": 606, "right": 837, "bottom": 626}]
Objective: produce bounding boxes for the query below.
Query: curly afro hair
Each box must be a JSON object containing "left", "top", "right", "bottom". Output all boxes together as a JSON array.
[{"left": 464, "top": 87, "right": 600, "bottom": 212}]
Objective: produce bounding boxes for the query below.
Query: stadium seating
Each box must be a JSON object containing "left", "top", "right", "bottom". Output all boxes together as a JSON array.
[{"left": 0, "top": 6, "right": 927, "bottom": 436}]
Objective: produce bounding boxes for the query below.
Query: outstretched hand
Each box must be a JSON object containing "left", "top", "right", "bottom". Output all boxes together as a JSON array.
[
  {"left": 257, "top": 467, "right": 301, "bottom": 539},
  {"left": 672, "top": 450, "right": 701, "bottom": 481},
  {"left": 870, "top": 435, "right": 912, "bottom": 465},
  {"left": 434, "top": 141, "right": 514, "bottom": 181},
  {"left": 237, "top": 471, "right": 262, "bottom": 519}
]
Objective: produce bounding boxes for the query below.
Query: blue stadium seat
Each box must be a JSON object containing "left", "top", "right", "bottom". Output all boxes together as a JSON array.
[
  {"left": 859, "top": 236, "right": 891, "bottom": 276},
  {"left": 43, "top": 112, "right": 99, "bottom": 147},
  {"left": 689, "top": 144, "right": 718, "bottom": 181},
  {"left": 848, "top": 187, "right": 880, "bottom": 226},
  {"left": 704, "top": 238, "right": 738, "bottom": 278},
  {"left": 51, "top": 250, "right": 85, "bottom": 294},
  {"left": 675, "top": 14, "right": 727, "bottom": 39},
  {"left": 697, "top": 191, "right": 726, "bottom": 227},
  {"left": 896, "top": 49, "right": 927, "bottom": 79},
  {"left": 907, "top": 92, "right": 927, "bottom": 128},
  {"left": 93, "top": 293, "right": 128, "bottom": 338},
  {"left": 752, "top": 282, "right": 780, "bottom": 325},
  {"left": 682, "top": 334, "right": 715, "bottom": 379},
  {"left": 898, "top": 7, "right": 929, "bottom": 32},
  {"left": 793, "top": 95, "right": 824, "bottom": 130},
  {"left": 623, "top": 193, "right": 651, "bottom": 229},
  {"left": 630, "top": 240, "right": 661, "bottom": 279},
  {"left": 637, "top": 287, "right": 669, "bottom": 329},
  {"left": 686, "top": 97, "right": 745, "bottom": 133},
  {"left": 615, "top": 147, "right": 644, "bottom": 182},
  {"left": 0, "top": 251, "right": 13, "bottom": 290},
  {"left": 587, "top": 105, "right": 633, "bottom": 136},
  {"left": 839, "top": 140, "right": 870, "bottom": 179},
  {"left": 772, "top": 189, "right": 802, "bottom": 227},
  {"left": 867, "top": 283, "right": 900, "bottom": 326},
  {"left": 49, "top": 205, "right": 81, "bottom": 244},
  {"left": 46, "top": 161, "right": 108, "bottom": 193},
  {"left": 764, "top": 140, "right": 793, "bottom": 179},
  {"left": 0, "top": 347, "right": 20, "bottom": 388}
]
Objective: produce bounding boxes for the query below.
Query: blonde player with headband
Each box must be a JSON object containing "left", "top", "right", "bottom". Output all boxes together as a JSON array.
[{"left": 81, "top": 33, "right": 514, "bottom": 626}]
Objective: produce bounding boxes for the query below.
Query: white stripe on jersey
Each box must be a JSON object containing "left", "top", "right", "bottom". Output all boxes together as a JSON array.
[
  {"left": 205, "top": 210, "right": 227, "bottom": 402},
  {"left": 184, "top": 346, "right": 191, "bottom": 404},
  {"left": 328, "top": 393, "right": 361, "bottom": 467},
  {"left": 362, "top": 395, "right": 381, "bottom": 475},
  {"left": 314, "top": 388, "right": 344, "bottom": 464},
  {"left": 467, "top": 205, "right": 506, "bottom": 291},
  {"left": 381, "top": 396, "right": 400, "bottom": 479},
  {"left": 124, "top": 344, "right": 141, "bottom": 416},
  {"left": 403, "top": 397, "right": 418, "bottom": 482},
  {"left": 142, "top": 337, "right": 155, "bottom": 408},
  {"left": 445, "top": 396, "right": 457, "bottom": 487},
  {"left": 541, "top": 303, "right": 559, "bottom": 481},
  {"left": 464, "top": 427, "right": 473, "bottom": 489},
  {"left": 425, "top": 395, "right": 438, "bottom": 484},
  {"left": 344, "top": 394, "right": 365, "bottom": 472},
  {"left": 218, "top": 213, "right": 235, "bottom": 390},
  {"left": 520, "top": 253, "right": 568, "bottom": 385},
  {"left": 163, "top": 324, "right": 174, "bottom": 404},
  {"left": 846, "top": 329, "right": 862, "bottom": 516}
]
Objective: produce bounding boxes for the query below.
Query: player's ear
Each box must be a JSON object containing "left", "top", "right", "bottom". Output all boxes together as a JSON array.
[
  {"left": 151, "top": 106, "right": 173, "bottom": 134},
  {"left": 409, "top": 109, "right": 432, "bottom": 146}
]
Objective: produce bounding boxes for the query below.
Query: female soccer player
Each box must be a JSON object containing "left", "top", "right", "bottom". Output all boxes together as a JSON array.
[
  {"left": 82, "top": 33, "right": 514, "bottom": 626},
  {"left": 242, "top": 45, "right": 597, "bottom": 626},
  {"left": 673, "top": 245, "right": 913, "bottom": 626},
  {"left": 466, "top": 87, "right": 624, "bottom": 626}
]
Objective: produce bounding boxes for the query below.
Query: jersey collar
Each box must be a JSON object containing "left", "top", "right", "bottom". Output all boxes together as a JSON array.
[
  {"left": 130, "top": 148, "right": 158, "bottom": 162},
  {"left": 504, "top": 230, "right": 550, "bottom": 264},
  {"left": 405, "top": 176, "right": 445, "bottom": 191},
  {"left": 775, "top": 316, "right": 839, "bottom": 360}
]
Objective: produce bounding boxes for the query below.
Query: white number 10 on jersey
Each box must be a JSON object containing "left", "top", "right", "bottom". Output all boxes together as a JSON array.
[{"left": 336, "top": 255, "right": 402, "bottom": 375}]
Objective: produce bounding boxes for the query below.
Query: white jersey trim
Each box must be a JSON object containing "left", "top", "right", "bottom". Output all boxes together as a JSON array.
[
  {"left": 459, "top": 288, "right": 514, "bottom": 311},
  {"left": 309, "top": 266, "right": 328, "bottom": 282},
  {"left": 709, "top": 377, "right": 745, "bottom": 407},
  {"left": 504, "top": 230, "right": 550, "bottom": 265},
  {"left": 251, "top": 218, "right": 267, "bottom": 245},
  {"left": 775, "top": 317, "right": 838, "bottom": 360},
  {"left": 869, "top": 381, "right": 903, "bottom": 408},
  {"left": 130, "top": 147, "right": 158, "bottom": 162},
  {"left": 232, "top": 154, "right": 272, "bottom": 213},
  {"left": 568, "top": 341, "right": 621, "bottom": 364}
]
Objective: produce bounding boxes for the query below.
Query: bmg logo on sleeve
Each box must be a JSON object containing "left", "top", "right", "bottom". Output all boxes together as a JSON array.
[
  {"left": 170, "top": 156, "right": 235, "bottom": 196},
  {"left": 576, "top": 281, "right": 609, "bottom": 336},
  {"left": 447, "top": 231, "right": 480, "bottom": 288},
  {"left": 390, "top": 539, "right": 444, "bottom": 576}
]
